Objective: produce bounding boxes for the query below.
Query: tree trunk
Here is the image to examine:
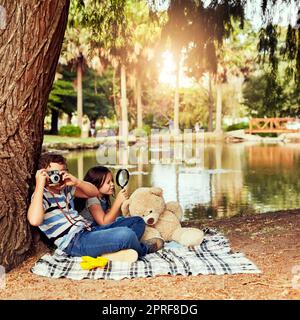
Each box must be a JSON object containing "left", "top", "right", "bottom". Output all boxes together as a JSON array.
[
  {"left": 112, "top": 66, "right": 120, "bottom": 118},
  {"left": 0, "top": 0, "right": 70, "bottom": 271},
  {"left": 50, "top": 109, "right": 59, "bottom": 135},
  {"left": 120, "top": 64, "right": 128, "bottom": 141},
  {"left": 77, "top": 53, "right": 83, "bottom": 137},
  {"left": 208, "top": 72, "right": 214, "bottom": 132},
  {"left": 67, "top": 113, "right": 72, "bottom": 124},
  {"left": 136, "top": 78, "right": 143, "bottom": 129},
  {"left": 215, "top": 83, "right": 223, "bottom": 133},
  {"left": 174, "top": 54, "right": 180, "bottom": 134}
]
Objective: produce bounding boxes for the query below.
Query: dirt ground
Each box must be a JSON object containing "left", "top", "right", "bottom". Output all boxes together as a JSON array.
[{"left": 1, "top": 210, "right": 299, "bottom": 300}]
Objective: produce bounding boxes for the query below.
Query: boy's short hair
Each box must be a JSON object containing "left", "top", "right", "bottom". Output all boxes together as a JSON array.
[{"left": 38, "top": 152, "right": 67, "bottom": 169}]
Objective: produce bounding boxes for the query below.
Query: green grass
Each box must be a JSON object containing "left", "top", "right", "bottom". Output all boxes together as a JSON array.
[
  {"left": 43, "top": 135, "right": 96, "bottom": 144},
  {"left": 43, "top": 132, "right": 227, "bottom": 145}
]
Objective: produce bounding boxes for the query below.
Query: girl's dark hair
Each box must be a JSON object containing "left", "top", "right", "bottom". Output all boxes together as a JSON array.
[{"left": 74, "top": 166, "right": 112, "bottom": 213}]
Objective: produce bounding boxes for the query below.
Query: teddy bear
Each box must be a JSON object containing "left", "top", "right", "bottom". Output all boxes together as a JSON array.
[{"left": 121, "top": 187, "right": 204, "bottom": 247}]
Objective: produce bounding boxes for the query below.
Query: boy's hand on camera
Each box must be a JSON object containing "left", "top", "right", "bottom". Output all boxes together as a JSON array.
[
  {"left": 35, "top": 169, "right": 48, "bottom": 187},
  {"left": 116, "top": 188, "right": 129, "bottom": 204},
  {"left": 61, "top": 172, "right": 79, "bottom": 187}
]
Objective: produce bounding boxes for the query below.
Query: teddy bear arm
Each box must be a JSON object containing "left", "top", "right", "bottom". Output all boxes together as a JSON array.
[
  {"left": 165, "top": 201, "right": 183, "bottom": 220},
  {"left": 141, "top": 226, "right": 163, "bottom": 242}
]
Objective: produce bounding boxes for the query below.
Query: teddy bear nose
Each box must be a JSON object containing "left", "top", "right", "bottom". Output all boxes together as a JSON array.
[{"left": 147, "top": 217, "right": 155, "bottom": 225}]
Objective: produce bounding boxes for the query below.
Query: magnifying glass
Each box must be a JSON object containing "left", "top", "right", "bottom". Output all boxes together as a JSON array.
[{"left": 116, "top": 169, "right": 130, "bottom": 189}]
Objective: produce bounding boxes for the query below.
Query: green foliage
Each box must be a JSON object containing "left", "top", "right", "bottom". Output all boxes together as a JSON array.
[
  {"left": 142, "top": 83, "right": 212, "bottom": 130},
  {"left": 49, "top": 0, "right": 300, "bottom": 136},
  {"left": 82, "top": 68, "right": 115, "bottom": 121},
  {"left": 47, "top": 65, "right": 115, "bottom": 121},
  {"left": 59, "top": 125, "right": 81, "bottom": 137},
  {"left": 141, "top": 124, "right": 152, "bottom": 135},
  {"left": 243, "top": 67, "right": 300, "bottom": 117},
  {"left": 131, "top": 124, "right": 151, "bottom": 136},
  {"left": 80, "top": 0, "right": 128, "bottom": 62},
  {"left": 243, "top": 74, "right": 284, "bottom": 118},
  {"left": 47, "top": 69, "right": 76, "bottom": 116},
  {"left": 226, "top": 122, "right": 249, "bottom": 132},
  {"left": 259, "top": 22, "right": 300, "bottom": 85},
  {"left": 179, "top": 86, "right": 209, "bottom": 129},
  {"left": 159, "top": 0, "right": 245, "bottom": 79},
  {"left": 258, "top": 24, "right": 279, "bottom": 73},
  {"left": 143, "top": 113, "right": 155, "bottom": 127}
]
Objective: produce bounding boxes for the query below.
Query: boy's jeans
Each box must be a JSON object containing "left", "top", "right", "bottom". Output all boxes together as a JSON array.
[{"left": 63, "top": 216, "right": 148, "bottom": 257}]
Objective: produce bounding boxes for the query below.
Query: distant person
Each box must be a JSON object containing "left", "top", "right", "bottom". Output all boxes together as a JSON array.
[
  {"left": 168, "top": 119, "right": 174, "bottom": 133},
  {"left": 194, "top": 122, "right": 200, "bottom": 133},
  {"left": 90, "top": 120, "right": 96, "bottom": 137}
]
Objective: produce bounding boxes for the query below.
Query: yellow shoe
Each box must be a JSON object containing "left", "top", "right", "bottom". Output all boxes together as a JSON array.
[
  {"left": 101, "top": 249, "right": 138, "bottom": 263},
  {"left": 80, "top": 256, "right": 109, "bottom": 270}
]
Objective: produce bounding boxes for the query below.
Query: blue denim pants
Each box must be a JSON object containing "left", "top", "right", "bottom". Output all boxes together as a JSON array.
[{"left": 63, "top": 216, "right": 148, "bottom": 258}]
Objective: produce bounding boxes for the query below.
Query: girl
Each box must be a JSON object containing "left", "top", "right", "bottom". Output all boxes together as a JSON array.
[
  {"left": 73, "top": 166, "right": 164, "bottom": 257},
  {"left": 76, "top": 166, "right": 126, "bottom": 225}
]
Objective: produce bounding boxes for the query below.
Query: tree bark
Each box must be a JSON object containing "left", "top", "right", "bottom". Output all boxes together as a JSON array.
[
  {"left": 112, "top": 66, "right": 120, "bottom": 118},
  {"left": 67, "top": 113, "right": 72, "bottom": 124},
  {"left": 174, "top": 54, "right": 180, "bottom": 134},
  {"left": 50, "top": 109, "right": 59, "bottom": 135},
  {"left": 208, "top": 72, "right": 214, "bottom": 132},
  {"left": 136, "top": 78, "right": 143, "bottom": 129},
  {"left": 215, "top": 83, "right": 223, "bottom": 133},
  {"left": 76, "top": 52, "right": 83, "bottom": 136},
  {"left": 120, "top": 64, "right": 128, "bottom": 141},
  {"left": 0, "top": 0, "right": 70, "bottom": 271}
]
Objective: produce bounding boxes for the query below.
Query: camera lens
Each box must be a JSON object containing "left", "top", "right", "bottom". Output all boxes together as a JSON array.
[
  {"left": 53, "top": 175, "right": 59, "bottom": 182},
  {"left": 49, "top": 173, "right": 61, "bottom": 185}
]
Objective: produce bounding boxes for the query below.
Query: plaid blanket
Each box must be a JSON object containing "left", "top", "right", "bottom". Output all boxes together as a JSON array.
[{"left": 31, "top": 230, "right": 260, "bottom": 280}]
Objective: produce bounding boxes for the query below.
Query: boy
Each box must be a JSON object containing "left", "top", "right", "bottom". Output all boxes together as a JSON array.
[{"left": 27, "top": 152, "right": 152, "bottom": 263}]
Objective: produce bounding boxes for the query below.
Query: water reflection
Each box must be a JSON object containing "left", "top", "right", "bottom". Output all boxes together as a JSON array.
[{"left": 65, "top": 142, "right": 300, "bottom": 221}]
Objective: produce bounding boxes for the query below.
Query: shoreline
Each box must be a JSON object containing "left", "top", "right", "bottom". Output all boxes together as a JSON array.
[
  {"left": 1, "top": 209, "right": 299, "bottom": 300},
  {"left": 42, "top": 132, "right": 300, "bottom": 152}
]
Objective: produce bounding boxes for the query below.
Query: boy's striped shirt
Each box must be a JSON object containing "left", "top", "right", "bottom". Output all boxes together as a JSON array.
[{"left": 35, "top": 186, "right": 91, "bottom": 250}]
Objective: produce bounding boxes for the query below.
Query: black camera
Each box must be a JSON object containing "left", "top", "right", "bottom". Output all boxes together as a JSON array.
[{"left": 47, "top": 170, "right": 63, "bottom": 186}]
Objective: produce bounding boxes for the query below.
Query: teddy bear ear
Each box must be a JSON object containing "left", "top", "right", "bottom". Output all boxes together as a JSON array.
[
  {"left": 121, "top": 199, "right": 131, "bottom": 217},
  {"left": 150, "top": 187, "right": 163, "bottom": 197},
  {"left": 166, "top": 201, "right": 183, "bottom": 220}
]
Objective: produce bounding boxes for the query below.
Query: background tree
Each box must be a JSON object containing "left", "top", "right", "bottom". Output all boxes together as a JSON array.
[
  {"left": 0, "top": 0, "right": 127, "bottom": 271},
  {"left": 0, "top": 0, "right": 70, "bottom": 271},
  {"left": 82, "top": 67, "right": 115, "bottom": 121},
  {"left": 126, "top": 0, "right": 165, "bottom": 129},
  {"left": 158, "top": 0, "right": 196, "bottom": 132},
  {"left": 213, "top": 19, "right": 258, "bottom": 132},
  {"left": 82, "top": 0, "right": 128, "bottom": 138},
  {"left": 47, "top": 68, "right": 77, "bottom": 134},
  {"left": 60, "top": 2, "right": 92, "bottom": 136},
  {"left": 244, "top": 24, "right": 300, "bottom": 118}
]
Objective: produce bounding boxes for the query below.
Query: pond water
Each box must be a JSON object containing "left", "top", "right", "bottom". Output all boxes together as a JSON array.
[{"left": 65, "top": 141, "right": 300, "bottom": 221}]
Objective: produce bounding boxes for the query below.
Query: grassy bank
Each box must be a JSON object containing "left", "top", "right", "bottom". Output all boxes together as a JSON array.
[
  {"left": 43, "top": 135, "right": 100, "bottom": 151},
  {"left": 43, "top": 132, "right": 227, "bottom": 151},
  {"left": 43, "top": 135, "right": 96, "bottom": 144}
]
